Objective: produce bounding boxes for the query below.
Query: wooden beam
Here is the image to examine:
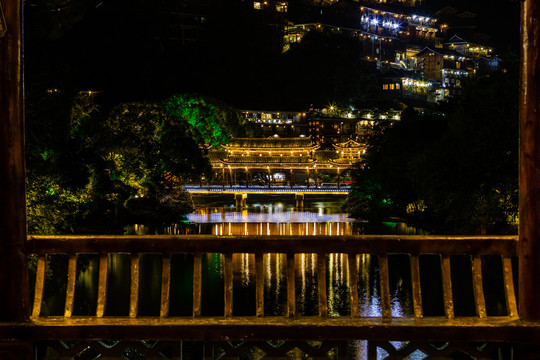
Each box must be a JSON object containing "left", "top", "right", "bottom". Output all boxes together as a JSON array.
[
  {"left": 410, "top": 255, "right": 423, "bottom": 319},
  {"left": 441, "top": 255, "right": 454, "bottom": 319},
  {"left": 160, "top": 255, "right": 171, "bottom": 318},
  {"left": 287, "top": 254, "right": 295, "bottom": 318},
  {"left": 6, "top": 317, "right": 540, "bottom": 343},
  {"left": 28, "top": 235, "right": 519, "bottom": 257},
  {"left": 0, "top": 0, "right": 27, "bottom": 322},
  {"left": 64, "top": 255, "right": 77, "bottom": 318},
  {"left": 349, "top": 254, "right": 359, "bottom": 318},
  {"left": 472, "top": 256, "right": 487, "bottom": 319},
  {"left": 379, "top": 255, "right": 392, "bottom": 319},
  {"left": 519, "top": 0, "right": 540, "bottom": 322},
  {"left": 255, "top": 253, "right": 264, "bottom": 317},
  {"left": 317, "top": 254, "right": 327, "bottom": 318}
]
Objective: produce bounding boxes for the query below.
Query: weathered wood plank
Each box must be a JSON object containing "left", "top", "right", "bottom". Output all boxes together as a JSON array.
[
  {"left": 349, "top": 254, "right": 359, "bottom": 318},
  {"left": 64, "top": 254, "right": 77, "bottom": 318},
  {"left": 503, "top": 257, "right": 518, "bottom": 319},
  {"left": 224, "top": 253, "right": 233, "bottom": 318},
  {"left": 472, "top": 256, "right": 487, "bottom": 318},
  {"left": 31, "top": 256, "right": 46, "bottom": 318},
  {"left": 379, "top": 255, "right": 391, "bottom": 319},
  {"left": 318, "top": 254, "right": 327, "bottom": 318},
  {"left": 193, "top": 253, "right": 202, "bottom": 317},
  {"left": 411, "top": 255, "right": 423, "bottom": 318},
  {"left": 12, "top": 317, "right": 540, "bottom": 343},
  {"left": 0, "top": 0, "right": 28, "bottom": 323},
  {"left": 442, "top": 255, "right": 455, "bottom": 319},
  {"left": 96, "top": 254, "right": 108, "bottom": 318},
  {"left": 520, "top": 0, "right": 540, "bottom": 322},
  {"left": 129, "top": 254, "right": 140, "bottom": 318},
  {"left": 27, "top": 235, "right": 518, "bottom": 257},
  {"left": 287, "top": 254, "right": 295, "bottom": 318},
  {"left": 160, "top": 255, "right": 171, "bottom": 318},
  {"left": 255, "top": 253, "right": 264, "bottom": 317}
]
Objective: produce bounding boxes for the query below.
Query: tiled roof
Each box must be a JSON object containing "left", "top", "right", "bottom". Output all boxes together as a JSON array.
[{"left": 224, "top": 137, "right": 316, "bottom": 149}]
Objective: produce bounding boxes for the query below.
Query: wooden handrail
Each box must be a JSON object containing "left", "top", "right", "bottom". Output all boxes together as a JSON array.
[
  {"left": 27, "top": 235, "right": 520, "bottom": 333},
  {"left": 27, "top": 235, "right": 518, "bottom": 256}
]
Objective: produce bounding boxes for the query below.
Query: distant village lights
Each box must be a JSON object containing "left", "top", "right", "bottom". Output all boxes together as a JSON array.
[{"left": 362, "top": 15, "right": 400, "bottom": 30}]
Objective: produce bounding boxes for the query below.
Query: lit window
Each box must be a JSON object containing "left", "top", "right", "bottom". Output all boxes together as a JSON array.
[
  {"left": 383, "top": 84, "right": 388, "bottom": 90},
  {"left": 254, "top": 2, "right": 261, "bottom": 9},
  {"left": 390, "top": 84, "right": 395, "bottom": 90},
  {"left": 276, "top": 3, "right": 287, "bottom": 12},
  {"left": 396, "top": 83, "right": 400, "bottom": 89}
]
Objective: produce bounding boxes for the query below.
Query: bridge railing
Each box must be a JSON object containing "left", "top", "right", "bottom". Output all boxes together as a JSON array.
[
  {"left": 17, "top": 234, "right": 539, "bottom": 358},
  {"left": 23, "top": 235, "right": 531, "bottom": 338}
]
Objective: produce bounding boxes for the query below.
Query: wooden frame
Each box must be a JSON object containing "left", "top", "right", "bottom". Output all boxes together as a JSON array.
[{"left": 1, "top": 0, "right": 540, "bottom": 356}]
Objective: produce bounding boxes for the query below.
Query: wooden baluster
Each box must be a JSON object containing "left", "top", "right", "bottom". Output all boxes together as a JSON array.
[
  {"left": 96, "top": 253, "right": 109, "bottom": 318},
  {"left": 160, "top": 254, "right": 171, "bottom": 318},
  {"left": 193, "top": 253, "right": 202, "bottom": 317},
  {"left": 256, "top": 253, "right": 264, "bottom": 317},
  {"left": 129, "top": 254, "right": 140, "bottom": 318},
  {"left": 318, "top": 253, "right": 328, "bottom": 318},
  {"left": 64, "top": 254, "right": 77, "bottom": 318},
  {"left": 503, "top": 256, "right": 519, "bottom": 318},
  {"left": 379, "top": 255, "right": 392, "bottom": 319},
  {"left": 224, "top": 253, "right": 233, "bottom": 317},
  {"left": 472, "top": 255, "right": 487, "bottom": 318},
  {"left": 349, "top": 254, "right": 359, "bottom": 318},
  {"left": 441, "top": 255, "right": 455, "bottom": 319},
  {"left": 287, "top": 253, "right": 296, "bottom": 318},
  {"left": 410, "top": 255, "right": 423, "bottom": 319},
  {"left": 31, "top": 255, "right": 46, "bottom": 318}
]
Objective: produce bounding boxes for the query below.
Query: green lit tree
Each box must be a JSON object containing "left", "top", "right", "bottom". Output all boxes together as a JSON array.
[{"left": 164, "top": 93, "right": 254, "bottom": 146}]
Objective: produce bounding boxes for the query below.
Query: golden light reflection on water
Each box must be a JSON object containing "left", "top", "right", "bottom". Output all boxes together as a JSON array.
[
  {"left": 328, "top": 253, "right": 350, "bottom": 316},
  {"left": 124, "top": 206, "right": 419, "bottom": 322},
  {"left": 199, "top": 222, "right": 354, "bottom": 236}
]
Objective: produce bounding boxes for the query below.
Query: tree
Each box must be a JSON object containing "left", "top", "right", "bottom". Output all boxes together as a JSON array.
[
  {"left": 164, "top": 93, "right": 255, "bottom": 146},
  {"left": 349, "top": 68, "right": 518, "bottom": 234}
]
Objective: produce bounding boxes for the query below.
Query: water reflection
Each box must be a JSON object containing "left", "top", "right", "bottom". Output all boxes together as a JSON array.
[{"left": 119, "top": 201, "right": 425, "bottom": 319}]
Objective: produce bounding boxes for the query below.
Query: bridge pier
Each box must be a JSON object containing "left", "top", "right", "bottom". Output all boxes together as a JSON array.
[
  {"left": 235, "top": 193, "right": 247, "bottom": 208},
  {"left": 295, "top": 193, "right": 304, "bottom": 209}
]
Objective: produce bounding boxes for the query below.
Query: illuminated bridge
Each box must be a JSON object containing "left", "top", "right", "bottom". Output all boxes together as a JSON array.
[
  {"left": 184, "top": 185, "right": 350, "bottom": 207},
  {"left": 206, "top": 137, "right": 365, "bottom": 188}
]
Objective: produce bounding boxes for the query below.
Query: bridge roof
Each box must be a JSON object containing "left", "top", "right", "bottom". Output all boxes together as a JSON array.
[
  {"left": 333, "top": 139, "right": 364, "bottom": 150},
  {"left": 223, "top": 137, "right": 317, "bottom": 150}
]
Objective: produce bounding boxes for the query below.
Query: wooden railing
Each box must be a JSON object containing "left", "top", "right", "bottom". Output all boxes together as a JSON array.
[{"left": 18, "top": 234, "right": 540, "bottom": 345}]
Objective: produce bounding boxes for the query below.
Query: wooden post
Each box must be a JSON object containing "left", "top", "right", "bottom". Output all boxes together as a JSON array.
[
  {"left": 290, "top": 168, "right": 294, "bottom": 188},
  {"left": 0, "top": 0, "right": 28, "bottom": 323},
  {"left": 222, "top": 168, "right": 225, "bottom": 188},
  {"left": 519, "top": 0, "right": 540, "bottom": 322}
]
